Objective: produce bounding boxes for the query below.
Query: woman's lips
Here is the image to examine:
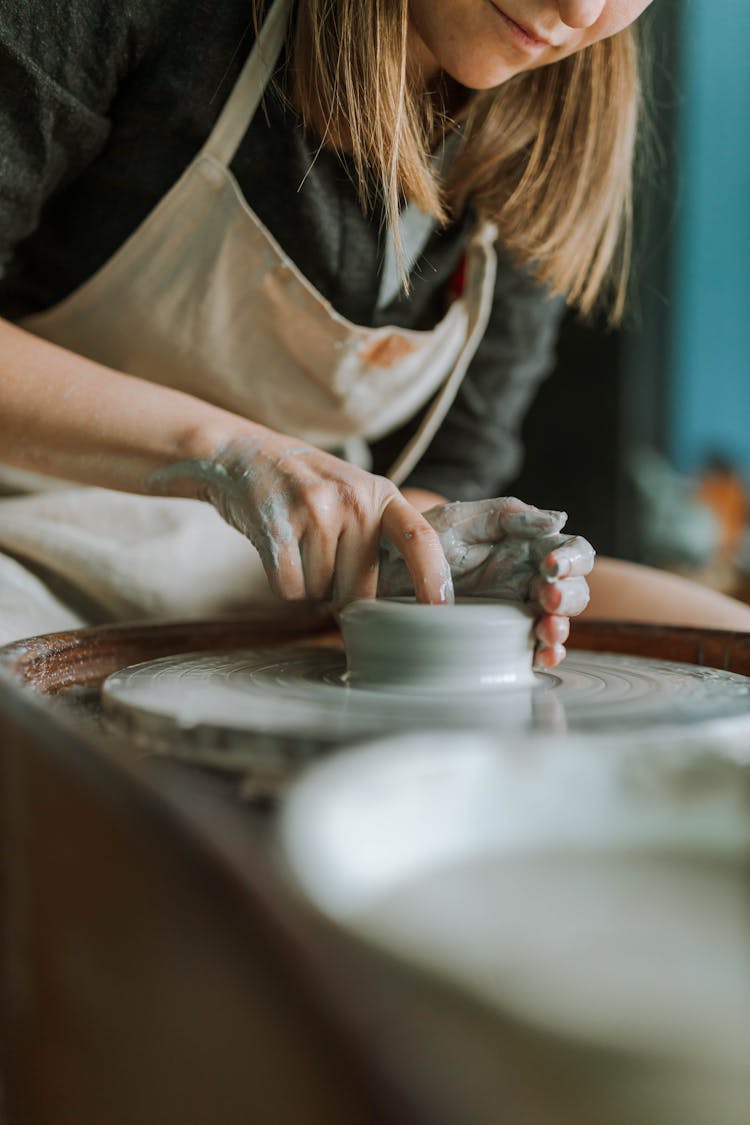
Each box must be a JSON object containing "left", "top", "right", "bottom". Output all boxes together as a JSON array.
[{"left": 488, "top": 3, "right": 554, "bottom": 48}]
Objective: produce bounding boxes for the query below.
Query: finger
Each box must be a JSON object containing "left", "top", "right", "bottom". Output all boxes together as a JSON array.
[
  {"left": 501, "top": 507, "right": 568, "bottom": 539},
  {"left": 531, "top": 575, "right": 591, "bottom": 617},
  {"left": 381, "top": 496, "right": 454, "bottom": 605},
  {"left": 534, "top": 642, "right": 567, "bottom": 670},
  {"left": 426, "top": 497, "right": 531, "bottom": 538},
  {"left": 299, "top": 528, "right": 339, "bottom": 601},
  {"left": 261, "top": 539, "right": 306, "bottom": 602},
  {"left": 433, "top": 498, "right": 566, "bottom": 545},
  {"left": 331, "top": 525, "right": 380, "bottom": 609},
  {"left": 538, "top": 535, "right": 596, "bottom": 579},
  {"left": 535, "top": 613, "right": 570, "bottom": 649}
]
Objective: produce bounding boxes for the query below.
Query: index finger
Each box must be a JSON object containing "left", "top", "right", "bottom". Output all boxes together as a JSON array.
[
  {"left": 500, "top": 507, "right": 568, "bottom": 540},
  {"left": 431, "top": 497, "right": 566, "bottom": 545},
  {"left": 381, "top": 495, "right": 454, "bottom": 605}
]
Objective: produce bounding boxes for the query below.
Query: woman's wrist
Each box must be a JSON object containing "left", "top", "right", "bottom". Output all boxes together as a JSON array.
[{"left": 148, "top": 416, "right": 276, "bottom": 501}]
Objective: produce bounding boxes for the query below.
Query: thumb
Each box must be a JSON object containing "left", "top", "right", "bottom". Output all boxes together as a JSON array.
[{"left": 501, "top": 507, "right": 568, "bottom": 539}]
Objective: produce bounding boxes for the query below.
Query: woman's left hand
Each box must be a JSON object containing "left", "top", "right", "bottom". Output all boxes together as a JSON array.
[{"left": 378, "top": 496, "right": 595, "bottom": 668}]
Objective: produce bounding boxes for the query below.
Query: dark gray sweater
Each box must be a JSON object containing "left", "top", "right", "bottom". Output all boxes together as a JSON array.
[{"left": 0, "top": 0, "right": 565, "bottom": 497}]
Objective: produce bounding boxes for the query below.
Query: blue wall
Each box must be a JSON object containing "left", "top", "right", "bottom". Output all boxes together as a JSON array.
[{"left": 669, "top": 0, "right": 750, "bottom": 473}]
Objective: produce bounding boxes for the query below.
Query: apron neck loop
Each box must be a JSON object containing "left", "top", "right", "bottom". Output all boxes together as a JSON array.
[{"left": 200, "top": 0, "right": 293, "bottom": 168}]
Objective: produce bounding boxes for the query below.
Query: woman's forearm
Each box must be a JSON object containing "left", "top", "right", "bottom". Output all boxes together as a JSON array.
[{"left": 0, "top": 317, "right": 260, "bottom": 497}]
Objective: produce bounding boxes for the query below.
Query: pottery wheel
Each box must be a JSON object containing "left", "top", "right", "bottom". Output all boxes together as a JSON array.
[{"left": 102, "top": 643, "right": 750, "bottom": 763}]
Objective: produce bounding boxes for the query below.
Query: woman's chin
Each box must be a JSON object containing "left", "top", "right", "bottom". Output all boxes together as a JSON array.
[{"left": 438, "top": 53, "right": 522, "bottom": 91}]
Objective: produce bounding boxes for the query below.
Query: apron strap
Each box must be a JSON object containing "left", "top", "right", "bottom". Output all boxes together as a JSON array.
[
  {"left": 387, "top": 222, "right": 499, "bottom": 488},
  {"left": 200, "top": 0, "right": 293, "bottom": 167}
]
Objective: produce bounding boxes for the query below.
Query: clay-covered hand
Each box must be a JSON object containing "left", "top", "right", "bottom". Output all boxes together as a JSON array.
[
  {"left": 148, "top": 433, "right": 453, "bottom": 607},
  {"left": 378, "top": 497, "right": 595, "bottom": 668}
]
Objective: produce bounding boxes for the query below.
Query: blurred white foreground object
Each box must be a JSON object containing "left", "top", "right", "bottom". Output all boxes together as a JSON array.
[{"left": 281, "top": 733, "right": 750, "bottom": 1125}]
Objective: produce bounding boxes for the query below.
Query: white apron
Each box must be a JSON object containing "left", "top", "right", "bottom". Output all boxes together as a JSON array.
[{"left": 0, "top": 0, "right": 498, "bottom": 644}]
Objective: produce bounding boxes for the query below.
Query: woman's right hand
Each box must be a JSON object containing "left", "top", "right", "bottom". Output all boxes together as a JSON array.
[
  {"left": 0, "top": 317, "right": 450, "bottom": 605},
  {"left": 148, "top": 432, "right": 453, "bottom": 607}
]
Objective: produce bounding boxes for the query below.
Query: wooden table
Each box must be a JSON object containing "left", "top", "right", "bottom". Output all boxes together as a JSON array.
[{"left": 2, "top": 615, "right": 749, "bottom": 1125}]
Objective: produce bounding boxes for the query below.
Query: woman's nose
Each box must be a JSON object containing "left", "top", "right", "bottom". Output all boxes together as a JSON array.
[{"left": 558, "top": 0, "right": 607, "bottom": 28}]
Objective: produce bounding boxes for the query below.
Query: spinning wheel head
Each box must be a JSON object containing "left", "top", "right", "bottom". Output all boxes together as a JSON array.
[{"left": 102, "top": 630, "right": 750, "bottom": 767}]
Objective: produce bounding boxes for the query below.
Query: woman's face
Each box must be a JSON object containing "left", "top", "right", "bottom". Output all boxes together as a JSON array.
[{"left": 408, "top": 0, "right": 654, "bottom": 87}]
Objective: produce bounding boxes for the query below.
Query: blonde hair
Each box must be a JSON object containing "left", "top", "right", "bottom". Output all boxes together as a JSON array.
[{"left": 263, "top": 1, "right": 642, "bottom": 321}]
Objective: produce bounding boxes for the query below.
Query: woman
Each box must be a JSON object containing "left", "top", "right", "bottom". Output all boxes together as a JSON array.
[{"left": 0, "top": 0, "right": 747, "bottom": 656}]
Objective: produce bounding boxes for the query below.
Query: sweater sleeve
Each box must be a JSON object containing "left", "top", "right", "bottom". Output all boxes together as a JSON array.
[
  {"left": 0, "top": 0, "right": 168, "bottom": 275},
  {"left": 403, "top": 244, "right": 566, "bottom": 500}
]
